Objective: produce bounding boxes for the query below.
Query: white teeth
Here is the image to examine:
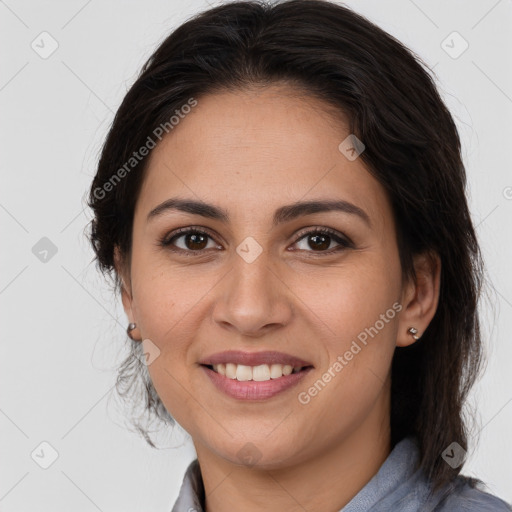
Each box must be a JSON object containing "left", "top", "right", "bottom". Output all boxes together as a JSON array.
[
  {"left": 211, "top": 363, "right": 302, "bottom": 381},
  {"left": 252, "top": 364, "right": 270, "bottom": 381},
  {"left": 270, "top": 364, "right": 285, "bottom": 378},
  {"left": 236, "top": 364, "right": 252, "bottom": 381},
  {"left": 225, "top": 363, "right": 237, "bottom": 379},
  {"left": 283, "top": 365, "right": 294, "bottom": 376}
]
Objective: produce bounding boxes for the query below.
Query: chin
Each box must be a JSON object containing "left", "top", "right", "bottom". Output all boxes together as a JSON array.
[{"left": 212, "top": 436, "right": 304, "bottom": 470}]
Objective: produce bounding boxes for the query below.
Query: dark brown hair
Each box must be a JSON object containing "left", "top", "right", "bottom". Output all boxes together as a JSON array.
[{"left": 87, "top": 0, "right": 487, "bottom": 492}]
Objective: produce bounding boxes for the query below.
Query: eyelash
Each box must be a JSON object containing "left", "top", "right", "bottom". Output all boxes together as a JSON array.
[{"left": 158, "top": 225, "right": 354, "bottom": 257}]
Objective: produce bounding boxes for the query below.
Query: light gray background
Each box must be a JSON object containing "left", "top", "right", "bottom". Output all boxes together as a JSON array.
[{"left": 1, "top": 0, "right": 511, "bottom": 510}]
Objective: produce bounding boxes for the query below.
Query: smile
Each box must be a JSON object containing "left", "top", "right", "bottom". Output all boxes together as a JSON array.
[
  {"left": 200, "top": 364, "right": 313, "bottom": 400},
  {"left": 206, "top": 362, "right": 309, "bottom": 381}
]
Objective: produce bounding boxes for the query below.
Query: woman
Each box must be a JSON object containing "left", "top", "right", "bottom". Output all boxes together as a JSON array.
[{"left": 87, "top": 1, "right": 511, "bottom": 510}]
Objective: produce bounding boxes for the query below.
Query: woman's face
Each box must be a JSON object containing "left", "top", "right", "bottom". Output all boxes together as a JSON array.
[{"left": 120, "top": 85, "right": 415, "bottom": 468}]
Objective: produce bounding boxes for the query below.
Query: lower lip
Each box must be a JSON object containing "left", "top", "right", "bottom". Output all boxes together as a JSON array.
[{"left": 201, "top": 365, "right": 313, "bottom": 400}]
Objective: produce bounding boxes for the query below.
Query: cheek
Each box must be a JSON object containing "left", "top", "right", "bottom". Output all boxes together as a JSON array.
[
  {"left": 131, "top": 269, "right": 202, "bottom": 426},
  {"left": 291, "top": 256, "right": 401, "bottom": 399},
  {"left": 145, "top": 358, "right": 197, "bottom": 435},
  {"left": 294, "top": 269, "right": 399, "bottom": 428},
  {"left": 129, "top": 248, "right": 196, "bottom": 336},
  {"left": 290, "top": 255, "right": 401, "bottom": 341}
]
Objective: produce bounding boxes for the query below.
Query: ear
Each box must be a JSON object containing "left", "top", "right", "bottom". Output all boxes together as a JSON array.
[
  {"left": 396, "top": 250, "right": 441, "bottom": 347},
  {"left": 114, "top": 245, "right": 135, "bottom": 322}
]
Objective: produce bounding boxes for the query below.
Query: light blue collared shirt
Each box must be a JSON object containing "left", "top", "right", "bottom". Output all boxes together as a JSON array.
[{"left": 171, "top": 436, "right": 511, "bottom": 511}]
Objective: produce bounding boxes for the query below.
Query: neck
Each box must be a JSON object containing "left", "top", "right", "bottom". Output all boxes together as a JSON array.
[{"left": 194, "top": 385, "right": 391, "bottom": 512}]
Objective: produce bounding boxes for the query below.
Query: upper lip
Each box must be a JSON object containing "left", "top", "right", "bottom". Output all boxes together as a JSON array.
[{"left": 199, "top": 350, "right": 314, "bottom": 368}]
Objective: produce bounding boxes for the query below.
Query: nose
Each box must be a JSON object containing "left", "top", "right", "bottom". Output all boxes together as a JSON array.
[{"left": 212, "top": 250, "right": 294, "bottom": 337}]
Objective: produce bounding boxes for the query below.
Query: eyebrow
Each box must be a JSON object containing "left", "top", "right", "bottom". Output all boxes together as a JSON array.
[{"left": 147, "top": 197, "right": 372, "bottom": 228}]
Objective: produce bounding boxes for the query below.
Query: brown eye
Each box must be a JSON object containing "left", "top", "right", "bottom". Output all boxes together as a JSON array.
[
  {"left": 182, "top": 232, "right": 209, "bottom": 250},
  {"left": 305, "top": 233, "right": 331, "bottom": 251},
  {"left": 292, "top": 228, "right": 353, "bottom": 254},
  {"left": 159, "top": 226, "right": 353, "bottom": 257},
  {"left": 160, "top": 227, "right": 220, "bottom": 254}
]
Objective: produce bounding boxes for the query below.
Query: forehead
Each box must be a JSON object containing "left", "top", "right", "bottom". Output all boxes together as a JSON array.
[{"left": 136, "top": 86, "right": 392, "bottom": 231}]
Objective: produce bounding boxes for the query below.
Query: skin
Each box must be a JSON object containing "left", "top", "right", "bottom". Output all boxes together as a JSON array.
[{"left": 116, "top": 84, "right": 441, "bottom": 512}]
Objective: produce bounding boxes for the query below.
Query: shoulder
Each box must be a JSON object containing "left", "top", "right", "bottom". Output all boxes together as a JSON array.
[{"left": 434, "top": 476, "right": 512, "bottom": 511}]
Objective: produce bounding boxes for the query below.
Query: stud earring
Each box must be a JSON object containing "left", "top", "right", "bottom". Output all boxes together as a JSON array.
[
  {"left": 127, "top": 322, "right": 141, "bottom": 341},
  {"left": 407, "top": 327, "right": 420, "bottom": 340}
]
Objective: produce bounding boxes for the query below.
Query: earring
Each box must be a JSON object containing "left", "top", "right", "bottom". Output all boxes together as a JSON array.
[
  {"left": 407, "top": 327, "right": 420, "bottom": 340},
  {"left": 127, "top": 322, "right": 141, "bottom": 341}
]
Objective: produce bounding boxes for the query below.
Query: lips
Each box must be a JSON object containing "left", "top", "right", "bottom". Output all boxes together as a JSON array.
[
  {"left": 198, "top": 350, "right": 314, "bottom": 368},
  {"left": 201, "top": 364, "right": 314, "bottom": 400}
]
